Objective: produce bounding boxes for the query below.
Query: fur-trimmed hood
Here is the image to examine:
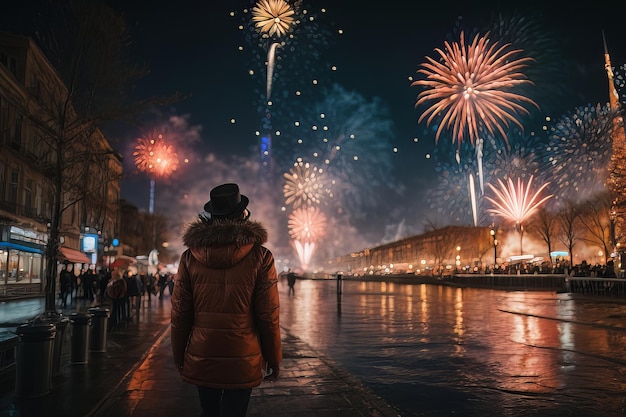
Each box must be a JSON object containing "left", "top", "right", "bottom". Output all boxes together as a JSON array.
[{"left": 181, "top": 218, "right": 269, "bottom": 269}]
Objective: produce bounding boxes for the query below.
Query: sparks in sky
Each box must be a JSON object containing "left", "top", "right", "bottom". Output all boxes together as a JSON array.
[
  {"left": 413, "top": 31, "right": 537, "bottom": 150},
  {"left": 283, "top": 161, "right": 329, "bottom": 208},
  {"left": 133, "top": 133, "right": 179, "bottom": 179},
  {"left": 251, "top": 0, "right": 295, "bottom": 38}
]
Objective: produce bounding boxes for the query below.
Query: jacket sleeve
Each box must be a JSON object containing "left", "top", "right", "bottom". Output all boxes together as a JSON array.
[
  {"left": 254, "top": 247, "right": 282, "bottom": 368},
  {"left": 171, "top": 250, "right": 194, "bottom": 371}
]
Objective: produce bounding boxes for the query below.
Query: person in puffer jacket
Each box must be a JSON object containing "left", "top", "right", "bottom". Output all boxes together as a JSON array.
[{"left": 171, "top": 183, "right": 282, "bottom": 417}]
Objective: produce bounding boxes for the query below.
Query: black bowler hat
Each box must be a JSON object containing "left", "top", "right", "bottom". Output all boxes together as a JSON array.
[{"left": 203, "top": 183, "right": 249, "bottom": 217}]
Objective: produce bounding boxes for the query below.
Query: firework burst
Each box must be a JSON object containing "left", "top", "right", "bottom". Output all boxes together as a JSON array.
[
  {"left": 542, "top": 104, "right": 620, "bottom": 209},
  {"left": 288, "top": 206, "right": 327, "bottom": 270},
  {"left": 485, "top": 175, "right": 552, "bottom": 254},
  {"left": 413, "top": 31, "right": 537, "bottom": 150},
  {"left": 133, "top": 133, "right": 179, "bottom": 178},
  {"left": 486, "top": 175, "right": 552, "bottom": 225},
  {"left": 251, "top": 0, "right": 295, "bottom": 38},
  {"left": 283, "top": 161, "right": 330, "bottom": 208},
  {"left": 288, "top": 206, "right": 327, "bottom": 242}
]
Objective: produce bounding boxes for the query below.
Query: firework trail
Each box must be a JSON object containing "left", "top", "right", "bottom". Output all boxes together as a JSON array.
[
  {"left": 485, "top": 175, "right": 552, "bottom": 254},
  {"left": 469, "top": 172, "right": 478, "bottom": 227}
]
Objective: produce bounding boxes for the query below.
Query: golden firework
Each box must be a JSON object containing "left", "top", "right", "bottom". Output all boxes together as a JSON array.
[
  {"left": 283, "top": 162, "right": 328, "bottom": 208},
  {"left": 251, "top": 0, "right": 295, "bottom": 37}
]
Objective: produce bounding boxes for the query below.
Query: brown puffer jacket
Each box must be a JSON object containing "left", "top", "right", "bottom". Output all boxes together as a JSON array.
[{"left": 171, "top": 217, "right": 282, "bottom": 389}]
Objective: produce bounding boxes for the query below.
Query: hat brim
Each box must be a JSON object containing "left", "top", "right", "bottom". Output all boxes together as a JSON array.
[{"left": 203, "top": 195, "right": 249, "bottom": 216}]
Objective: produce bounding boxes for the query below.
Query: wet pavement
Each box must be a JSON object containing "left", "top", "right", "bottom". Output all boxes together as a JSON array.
[
  {"left": 0, "top": 289, "right": 400, "bottom": 417},
  {"left": 4, "top": 278, "right": 626, "bottom": 417},
  {"left": 281, "top": 279, "right": 626, "bottom": 417}
]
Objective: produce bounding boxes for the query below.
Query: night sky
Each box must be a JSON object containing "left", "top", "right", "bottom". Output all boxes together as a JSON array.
[{"left": 4, "top": 0, "right": 626, "bottom": 267}]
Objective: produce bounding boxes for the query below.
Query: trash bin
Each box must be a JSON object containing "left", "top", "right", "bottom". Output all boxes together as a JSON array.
[
  {"left": 14, "top": 321, "right": 56, "bottom": 398},
  {"left": 69, "top": 313, "right": 91, "bottom": 364},
  {"left": 88, "top": 307, "right": 110, "bottom": 353},
  {"left": 38, "top": 312, "right": 70, "bottom": 377}
]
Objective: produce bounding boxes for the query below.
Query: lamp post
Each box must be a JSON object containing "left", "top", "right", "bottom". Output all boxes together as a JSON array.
[{"left": 490, "top": 227, "right": 498, "bottom": 271}]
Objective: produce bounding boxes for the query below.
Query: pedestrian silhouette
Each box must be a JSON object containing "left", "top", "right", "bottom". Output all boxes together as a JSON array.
[{"left": 287, "top": 270, "right": 296, "bottom": 295}]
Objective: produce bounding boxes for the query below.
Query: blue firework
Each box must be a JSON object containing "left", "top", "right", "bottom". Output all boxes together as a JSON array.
[{"left": 541, "top": 104, "right": 619, "bottom": 209}]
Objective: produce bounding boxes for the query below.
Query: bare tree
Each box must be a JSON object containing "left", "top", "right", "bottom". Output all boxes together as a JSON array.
[
  {"left": 578, "top": 191, "right": 613, "bottom": 263},
  {"left": 527, "top": 207, "right": 559, "bottom": 266},
  {"left": 558, "top": 201, "right": 583, "bottom": 267}
]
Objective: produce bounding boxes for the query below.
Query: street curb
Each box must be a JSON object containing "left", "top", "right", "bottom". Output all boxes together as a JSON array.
[{"left": 84, "top": 322, "right": 172, "bottom": 417}]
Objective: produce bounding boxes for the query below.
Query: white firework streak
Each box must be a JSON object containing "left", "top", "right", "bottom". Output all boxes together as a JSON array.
[
  {"left": 294, "top": 240, "right": 316, "bottom": 271},
  {"left": 486, "top": 175, "right": 552, "bottom": 224},
  {"left": 469, "top": 173, "right": 478, "bottom": 227},
  {"left": 266, "top": 42, "right": 280, "bottom": 99}
]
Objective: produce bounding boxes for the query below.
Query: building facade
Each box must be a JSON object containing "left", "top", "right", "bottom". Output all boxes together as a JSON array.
[{"left": 0, "top": 32, "right": 121, "bottom": 295}]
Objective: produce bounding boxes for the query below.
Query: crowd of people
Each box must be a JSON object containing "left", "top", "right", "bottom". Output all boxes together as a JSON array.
[{"left": 57, "top": 264, "right": 175, "bottom": 328}]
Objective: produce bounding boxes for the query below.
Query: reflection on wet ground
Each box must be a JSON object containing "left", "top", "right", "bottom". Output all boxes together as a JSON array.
[{"left": 279, "top": 279, "right": 626, "bottom": 417}]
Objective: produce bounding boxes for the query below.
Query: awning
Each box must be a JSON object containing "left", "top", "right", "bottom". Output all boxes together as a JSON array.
[
  {"left": 59, "top": 247, "right": 91, "bottom": 264},
  {"left": 0, "top": 241, "right": 43, "bottom": 254}
]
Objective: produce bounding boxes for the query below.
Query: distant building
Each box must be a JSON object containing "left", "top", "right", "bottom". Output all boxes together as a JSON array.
[{"left": 325, "top": 226, "right": 494, "bottom": 276}]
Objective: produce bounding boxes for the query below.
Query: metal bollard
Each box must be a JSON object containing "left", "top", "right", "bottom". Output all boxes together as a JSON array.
[
  {"left": 336, "top": 272, "right": 343, "bottom": 295},
  {"left": 15, "top": 321, "right": 56, "bottom": 398},
  {"left": 88, "top": 307, "right": 110, "bottom": 352},
  {"left": 69, "top": 313, "right": 91, "bottom": 364}
]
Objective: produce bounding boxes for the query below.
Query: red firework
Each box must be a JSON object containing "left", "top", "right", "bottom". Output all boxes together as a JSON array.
[{"left": 133, "top": 133, "right": 179, "bottom": 178}]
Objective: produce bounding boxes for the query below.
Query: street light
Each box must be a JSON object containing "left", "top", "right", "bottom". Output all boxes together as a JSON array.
[{"left": 490, "top": 227, "right": 498, "bottom": 270}]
